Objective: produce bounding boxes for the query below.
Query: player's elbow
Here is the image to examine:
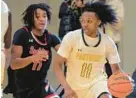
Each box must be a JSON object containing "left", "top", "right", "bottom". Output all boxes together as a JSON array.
[
  {"left": 10, "top": 58, "right": 19, "bottom": 70},
  {"left": 10, "top": 64, "right": 16, "bottom": 70},
  {"left": 10, "top": 61, "right": 17, "bottom": 70}
]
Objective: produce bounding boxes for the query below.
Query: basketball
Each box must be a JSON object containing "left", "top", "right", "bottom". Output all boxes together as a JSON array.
[{"left": 107, "top": 73, "right": 134, "bottom": 98}]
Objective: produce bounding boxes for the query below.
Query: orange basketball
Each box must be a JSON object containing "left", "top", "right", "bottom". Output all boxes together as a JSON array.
[{"left": 107, "top": 73, "right": 134, "bottom": 98}]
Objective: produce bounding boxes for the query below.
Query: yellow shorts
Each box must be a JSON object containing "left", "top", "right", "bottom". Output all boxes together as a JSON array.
[{"left": 75, "top": 80, "right": 111, "bottom": 98}]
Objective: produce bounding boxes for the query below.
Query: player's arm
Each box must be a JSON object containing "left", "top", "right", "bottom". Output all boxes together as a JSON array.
[
  {"left": 11, "top": 45, "right": 33, "bottom": 69},
  {"left": 110, "top": 63, "right": 123, "bottom": 74},
  {"left": 50, "top": 34, "right": 61, "bottom": 51},
  {"left": 4, "top": 11, "right": 12, "bottom": 60},
  {"left": 53, "top": 51, "right": 78, "bottom": 98},
  {"left": 10, "top": 30, "right": 47, "bottom": 70},
  {"left": 106, "top": 36, "right": 123, "bottom": 74},
  {"left": 53, "top": 33, "right": 78, "bottom": 98},
  {"left": 54, "top": 44, "right": 60, "bottom": 51},
  {"left": 52, "top": 34, "right": 68, "bottom": 87},
  {"left": 11, "top": 45, "right": 47, "bottom": 70},
  {"left": 4, "top": 11, "right": 12, "bottom": 49},
  {"left": 53, "top": 54, "right": 70, "bottom": 90},
  {"left": 53, "top": 34, "right": 70, "bottom": 90}
]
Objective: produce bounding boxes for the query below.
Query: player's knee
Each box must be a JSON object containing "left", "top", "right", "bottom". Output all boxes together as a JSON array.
[{"left": 98, "top": 92, "right": 112, "bottom": 98}]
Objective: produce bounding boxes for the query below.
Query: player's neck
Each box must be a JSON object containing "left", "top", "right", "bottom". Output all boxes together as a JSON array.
[
  {"left": 85, "top": 31, "right": 98, "bottom": 38},
  {"left": 32, "top": 28, "right": 44, "bottom": 36}
]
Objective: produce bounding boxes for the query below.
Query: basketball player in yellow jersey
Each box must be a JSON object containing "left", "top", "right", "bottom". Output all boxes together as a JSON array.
[
  {"left": 53, "top": 2, "right": 124, "bottom": 98},
  {"left": 1, "top": 0, "right": 12, "bottom": 86}
]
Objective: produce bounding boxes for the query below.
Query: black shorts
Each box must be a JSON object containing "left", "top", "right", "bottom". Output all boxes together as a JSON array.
[{"left": 15, "top": 81, "right": 59, "bottom": 98}]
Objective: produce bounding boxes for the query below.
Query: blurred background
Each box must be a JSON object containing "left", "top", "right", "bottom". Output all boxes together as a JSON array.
[{"left": 2, "top": 0, "right": 136, "bottom": 97}]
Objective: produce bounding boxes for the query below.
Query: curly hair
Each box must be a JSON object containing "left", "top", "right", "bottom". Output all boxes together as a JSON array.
[
  {"left": 83, "top": 1, "right": 117, "bottom": 26},
  {"left": 22, "top": 3, "right": 51, "bottom": 28}
]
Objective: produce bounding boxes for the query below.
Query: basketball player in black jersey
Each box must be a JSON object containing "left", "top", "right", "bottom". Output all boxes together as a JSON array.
[{"left": 10, "top": 3, "right": 60, "bottom": 98}]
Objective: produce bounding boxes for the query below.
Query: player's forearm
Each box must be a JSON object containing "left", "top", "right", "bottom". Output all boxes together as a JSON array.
[
  {"left": 111, "top": 63, "right": 123, "bottom": 74},
  {"left": 11, "top": 56, "right": 33, "bottom": 70},
  {"left": 53, "top": 64, "right": 71, "bottom": 90}
]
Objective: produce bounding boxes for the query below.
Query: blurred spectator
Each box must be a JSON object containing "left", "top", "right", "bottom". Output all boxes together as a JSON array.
[{"left": 58, "top": 0, "right": 84, "bottom": 39}]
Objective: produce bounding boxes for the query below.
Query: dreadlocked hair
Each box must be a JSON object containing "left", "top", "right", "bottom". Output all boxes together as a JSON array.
[
  {"left": 22, "top": 3, "right": 51, "bottom": 28},
  {"left": 83, "top": 1, "right": 117, "bottom": 27}
]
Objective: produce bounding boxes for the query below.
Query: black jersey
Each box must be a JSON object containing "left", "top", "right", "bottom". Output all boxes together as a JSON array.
[{"left": 13, "top": 27, "right": 60, "bottom": 92}]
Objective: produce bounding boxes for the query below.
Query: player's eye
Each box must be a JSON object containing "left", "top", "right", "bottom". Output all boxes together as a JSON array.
[{"left": 87, "top": 20, "right": 92, "bottom": 23}]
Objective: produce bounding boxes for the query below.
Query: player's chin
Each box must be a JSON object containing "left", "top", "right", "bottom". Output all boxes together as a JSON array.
[
  {"left": 38, "top": 26, "right": 46, "bottom": 31},
  {"left": 83, "top": 29, "right": 89, "bottom": 34}
]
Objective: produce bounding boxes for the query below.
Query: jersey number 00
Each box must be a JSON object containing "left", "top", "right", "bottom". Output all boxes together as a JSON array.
[{"left": 80, "top": 62, "right": 92, "bottom": 78}]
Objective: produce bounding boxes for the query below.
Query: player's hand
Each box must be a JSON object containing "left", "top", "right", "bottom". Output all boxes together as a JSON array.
[
  {"left": 31, "top": 50, "right": 48, "bottom": 63},
  {"left": 31, "top": 50, "right": 48, "bottom": 71},
  {"left": 64, "top": 87, "right": 78, "bottom": 98}
]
